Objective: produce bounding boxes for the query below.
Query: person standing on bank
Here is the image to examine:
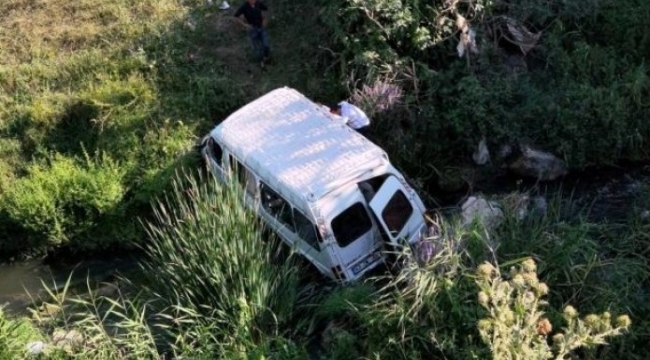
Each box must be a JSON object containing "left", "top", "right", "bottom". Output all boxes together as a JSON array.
[
  {"left": 330, "top": 101, "right": 371, "bottom": 137},
  {"left": 234, "top": 0, "right": 270, "bottom": 68}
]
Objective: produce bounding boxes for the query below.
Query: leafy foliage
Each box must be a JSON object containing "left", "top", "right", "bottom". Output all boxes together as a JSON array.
[
  {"left": 1, "top": 152, "right": 126, "bottom": 251},
  {"left": 320, "top": 0, "right": 650, "bottom": 176}
]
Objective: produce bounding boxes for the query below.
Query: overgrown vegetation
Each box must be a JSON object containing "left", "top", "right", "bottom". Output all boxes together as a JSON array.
[
  {"left": 0, "top": 0, "right": 333, "bottom": 255},
  {"left": 320, "top": 0, "right": 650, "bottom": 183},
  {"left": 1, "top": 175, "right": 642, "bottom": 359},
  {"left": 1, "top": 0, "right": 649, "bottom": 359}
]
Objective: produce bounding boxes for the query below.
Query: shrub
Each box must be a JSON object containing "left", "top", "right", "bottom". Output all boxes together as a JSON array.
[
  {"left": 476, "top": 259, "right": 630, "bottom": 360},
  {"left": 1, "top": 152, "right": 126, "bottom": 250},
  {"left": 320, "top": 0, "right": 650, "bottom": 170}
]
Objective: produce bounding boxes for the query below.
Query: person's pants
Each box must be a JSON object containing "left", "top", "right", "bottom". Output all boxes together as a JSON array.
[{"left": 248, "top": 27, "right": 270, "bottom": 61}]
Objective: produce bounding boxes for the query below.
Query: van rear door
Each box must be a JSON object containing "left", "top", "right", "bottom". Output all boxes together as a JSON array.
[{"left": 369, "top": 176, "right": 425, "bottom": 246}]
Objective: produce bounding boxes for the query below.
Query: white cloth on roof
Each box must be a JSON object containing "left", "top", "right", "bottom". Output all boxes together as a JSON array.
[{"left": 339, "top": 101, "right": 370, "bottom": 129}]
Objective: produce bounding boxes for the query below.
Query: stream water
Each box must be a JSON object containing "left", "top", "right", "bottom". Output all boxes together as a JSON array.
[
  {"left": 1, "top": 163, "right": 648, "bottom": 315},
  {"left": 0, "top": 256, "right": 137, "bottom": 315}
]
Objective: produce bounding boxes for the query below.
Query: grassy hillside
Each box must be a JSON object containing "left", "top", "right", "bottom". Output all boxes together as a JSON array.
[
  {"left": 0, "top": 0, "right": 649, "bottom": 359},
  {"left": 0, "top": 0, "right": 334, "bottom": 255}
]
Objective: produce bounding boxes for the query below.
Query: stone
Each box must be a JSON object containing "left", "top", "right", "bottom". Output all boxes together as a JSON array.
[
  {"left": 503, "top": 193, "right": 548, "bottom": 220},
  {"left": 26, "top": 341, "right": 46, "bottom": 356},
  {"left": 52, "top": 329, "right": 83, "bottom": 351},
  {"left": 497, "top": 143, "right": 513, "bottom": 160},
  {"left": 530, "top": 196, "right": 548, "bottom": 216},
  {"left": 473, "top": 138, "right": 490, "bottom": 165},
  {"left": 508, "top": 145, "right": 567, "bottom": 181},
  {"left": 461, "top": 196, "right": 503, "bottom": 230}
]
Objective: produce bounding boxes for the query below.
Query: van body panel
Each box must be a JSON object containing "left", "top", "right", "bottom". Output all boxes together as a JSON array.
[
  {"left": 210, "top": 89, "right": 389, "bottom": 203},
  {"left": 200, "top": 87, "right": 431, "bottom": 282},
  {"left": 319, "top": 186, "right": 381, "bottom": 271}
]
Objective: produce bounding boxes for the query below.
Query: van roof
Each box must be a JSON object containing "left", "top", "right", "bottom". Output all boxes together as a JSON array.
[{"left": 213, "top": 87, "right": 389, "bottom": 202}]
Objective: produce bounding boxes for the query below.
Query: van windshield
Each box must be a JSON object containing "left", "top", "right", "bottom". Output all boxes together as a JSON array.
[
  {"left": 381, "top": 190, "right": 413, "bottom": 235},
  {"left": 331, "top": 203, "right": 372, "bottom": 248}
]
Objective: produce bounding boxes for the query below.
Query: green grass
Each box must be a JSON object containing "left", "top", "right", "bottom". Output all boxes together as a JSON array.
[
  {"left": 0, "top": 0, "right": 336, "bottom": 256},
  {"left": 0, "top": 0, "right": 648, "bottom": 359},
  {"left": 1, "top": 179, "right": 642, "bottom": 360}
]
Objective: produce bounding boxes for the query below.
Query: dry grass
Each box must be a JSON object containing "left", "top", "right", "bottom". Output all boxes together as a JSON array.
[{"left": 0, "top": 0, "right": 181, "bottom": 64}]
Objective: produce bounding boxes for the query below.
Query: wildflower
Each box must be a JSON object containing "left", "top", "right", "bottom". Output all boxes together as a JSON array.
[
  {"left": 509, "top": 266, "right": 517, "bottom": 277},
  {"left": 499, "top": 309, "right": 515, "bottom": 325},
  {"left": 522, "top": 258, "right": 537, "bottom": 273},
  {"left": 602, "top": 311, "right": 611, "bottom": 321},
  {"left": 563, "top": 305, "right": 577, "bottom": 319},
  {"left": 477, "top": 262, "right": 496, "bottom": 279},
  {"left": 512, "top": 274, "right": 525, "bottom": 288},
  {"left": 522, "top": 272, "right": 539, "bottom": 287},
  {"left": 536, "top": 318, "right": 552, "bottom": 335},
  {"left": 478, "top": 291, "right": 489, "bottom": 306},
  {"left": 536, "top": 282, "right": 549, "bottom": 296},
  {"left": 584, "top": 314, "right": 600, "bottom": 328},
  {"left": 478, "top": 319, "right": 492, "bottom": 332},
  {"left": 522, "top": 291, "right": 536, "bottom": 305},
  {"left": 616, "top": 315, "right": 631, "bottom": 328}
]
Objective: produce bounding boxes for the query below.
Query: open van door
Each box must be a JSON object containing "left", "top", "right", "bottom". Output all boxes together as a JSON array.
[{"left": 369, "top": 176, "right": 425, "bottom": 246}]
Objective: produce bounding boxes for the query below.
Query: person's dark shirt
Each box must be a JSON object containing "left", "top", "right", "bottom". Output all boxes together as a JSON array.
[{"left": 234, "top": 1, "right": 267, "bottom": 28}]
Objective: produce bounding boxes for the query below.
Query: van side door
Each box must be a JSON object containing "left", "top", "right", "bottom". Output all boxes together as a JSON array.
[
  {"left": 258, "top": 182, "right": 329, "bottom": 274},
  {"left": 368, "top": 175, "right": 426, "bottom": 246}
]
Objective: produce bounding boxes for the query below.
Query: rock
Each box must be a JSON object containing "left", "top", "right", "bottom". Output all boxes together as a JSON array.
[
  {"left": 502, "top": 193, "right": 547, "bottom": 220},
  {"left": 461, "top": 196, "right": 503, "bottom": 230},
  {"left": 508, "top": 145, "right": 567, "bottom": 181},
  {"left": 26, "top": 341, "right": 46, "bottom": 356},
  {"left": 530, "top": 196, "right": 548, "bottom": 216},
  {"left": 52, "top": 329, "right": 83, "bottom": 352},
  {"left": 473, "top": 138, "right": 490, "bottom": 165},
  {"left": 497, "top": 143, "right": 513, "bottom": 160},
  {"left": 503, "top": 193, "right": 530, "bottom": 221}
]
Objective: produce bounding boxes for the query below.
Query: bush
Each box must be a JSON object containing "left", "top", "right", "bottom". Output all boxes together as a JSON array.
[
  {"left": 1, "top": 152, "right": 126, "bottom": 251},
  {"left": 320, "top": 0, "right": 650, "bottom": 171},
  {"left": 476, "top": 259, "right": 630, "bottom": 360}
]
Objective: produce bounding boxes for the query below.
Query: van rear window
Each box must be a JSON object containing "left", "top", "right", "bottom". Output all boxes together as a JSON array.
[
  {"left": 381, "top": 190, "right": 413, "bottom": 235},
  {"left": 331, "top": 203, "right": 372, "bottom": 248}
]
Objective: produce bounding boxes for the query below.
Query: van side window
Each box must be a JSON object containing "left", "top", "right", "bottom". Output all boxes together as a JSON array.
[
  {"left": 230, "top": 157, "right": 257, "bottom": 195},
  {"left": 331, "top": 203, "right": 372, "bottom": 248},
  {"left": 293, "top": 209, "right": 321, "bottom": 251},
  {"left": 260, "top": 183, "right": 293, "bottom": 228},
  {"left": 208, "top": 138, "right": 223, "bottom": 166}
]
